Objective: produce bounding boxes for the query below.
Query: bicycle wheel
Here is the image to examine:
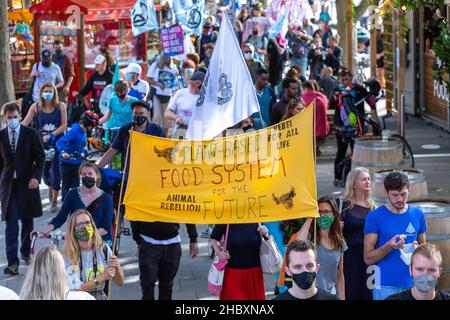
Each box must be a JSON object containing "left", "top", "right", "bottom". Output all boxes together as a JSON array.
[{"left": 208, "top": 239, "right": 215, "bottom": 259}]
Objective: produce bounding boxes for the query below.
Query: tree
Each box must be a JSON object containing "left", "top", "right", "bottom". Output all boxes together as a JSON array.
[
  {"left": 334, "top": 0, "right": 373, "bottom": 70},
  {"left": 0, "top": 2, "right": 16, "bottom": 107}
]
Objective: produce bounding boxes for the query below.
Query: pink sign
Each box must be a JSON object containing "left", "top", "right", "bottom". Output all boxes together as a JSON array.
[{"left": 161, "top": 24, "right": 184, "bottom": 57}]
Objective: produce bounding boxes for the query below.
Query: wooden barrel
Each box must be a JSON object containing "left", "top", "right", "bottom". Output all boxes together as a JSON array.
[
  {"left": 372, "top": 169, "right": 428, "bottom": 204},
  {"left": 351, "top": 136, "right": 404, "bottom": 174},
  {"left": 410, "top": 200, "right": 450, "bottom": 291}
]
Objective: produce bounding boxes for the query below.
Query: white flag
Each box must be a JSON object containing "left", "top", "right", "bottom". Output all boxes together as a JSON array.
[
  {"left": 131, "top": 0, "right": 159, "bottom": 37},
  {"left": 186, "top": 14, "right": 260, "bottom": 141}
]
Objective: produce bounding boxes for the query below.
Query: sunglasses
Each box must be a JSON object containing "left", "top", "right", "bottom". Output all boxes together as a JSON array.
[{"left": 75, "top": 221, "right": 92, "bottom": 228}]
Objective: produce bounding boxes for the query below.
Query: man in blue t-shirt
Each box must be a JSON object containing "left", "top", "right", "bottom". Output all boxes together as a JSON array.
[
  {"left": 97, "top": 100, "right": 164, "bottom": 181},
  {"left": 364, "top": 172, "right": 427, "bottom": 300}
]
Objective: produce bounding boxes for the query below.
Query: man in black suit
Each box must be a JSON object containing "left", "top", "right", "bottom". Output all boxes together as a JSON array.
[
  {"left": 0, "top": 103, "right": 45, "bottom": 275},
  {"left": 325, "top": 36, "right": 343, "bottom": 76}
]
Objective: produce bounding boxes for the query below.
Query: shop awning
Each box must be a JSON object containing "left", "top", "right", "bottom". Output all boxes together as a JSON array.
[{"left": 30, "top": 0, "right": 141, "bottom": 22}]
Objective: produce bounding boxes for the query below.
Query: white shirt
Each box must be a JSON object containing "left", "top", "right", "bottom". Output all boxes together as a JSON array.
[
  {"left": 167, "top": 88, "right": 198, "bottom": 128},
  {"left": 8, "top": 124, "right": 21, "bottom": 179},
  {"left": 66, "top": 291, "right": 95, "bottom": 300},
  {"left": 140, "top": 234, "right": 181, "bottom": 245},
  {"left": 31, "top": 62, "right": 64, "bottom": 102},
  {"left": 146, "top": 61, "right": 179, "bottom": 96},
  {"left": 132, "top": 79, "right": 150, "bottom": 100}
]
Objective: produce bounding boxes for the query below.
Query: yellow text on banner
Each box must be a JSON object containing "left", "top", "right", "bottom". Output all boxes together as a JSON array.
[{"left": 123, "top": 104, "right": 318, "bottom": 224}]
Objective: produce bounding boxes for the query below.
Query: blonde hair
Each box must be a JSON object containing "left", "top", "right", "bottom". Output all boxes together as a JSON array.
[
  {"left": 343, "top": 167, "right": 376, "bottom": 210},
  {"left": 38, "top": 82, "right": 60, "bottom": 109},
  {"left": 62, "top": 209, "right": 105, "bottom": 268},
  {"left": 19, "top": 247, "right": 68, "bottom": 300}
]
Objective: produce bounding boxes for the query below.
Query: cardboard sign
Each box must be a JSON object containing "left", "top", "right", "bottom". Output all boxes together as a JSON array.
[{"left": 161, "top": 24, "right": 185, "bottom": 56}]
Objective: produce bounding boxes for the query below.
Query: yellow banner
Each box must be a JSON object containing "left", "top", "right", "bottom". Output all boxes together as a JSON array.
[{"left": 123, "top": 104, "right": 318, "bottom": 224}]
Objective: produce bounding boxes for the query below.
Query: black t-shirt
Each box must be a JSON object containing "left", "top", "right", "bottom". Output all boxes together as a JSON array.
[
  {"left": 79, "top": 70, "right": 114, "bottom": 101},
  {"left": 111, "top": 122, "right": 165, "bottom": 179},
  {"left": 267, "top": 41, "right": 287, "bottom": 87},
  {"left": 272, "top": 288, "right": 339, "bottom": 300},
  {"left": 210, "top": 223, "right": 261, "bottom": 269},
  {"left": 385, "top": 289, "right": 450, "bottom": 300}
]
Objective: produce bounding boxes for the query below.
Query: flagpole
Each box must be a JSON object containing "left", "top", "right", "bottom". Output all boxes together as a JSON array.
[{"left": 107, "top": 126, "right": 133, "bottom": 300}]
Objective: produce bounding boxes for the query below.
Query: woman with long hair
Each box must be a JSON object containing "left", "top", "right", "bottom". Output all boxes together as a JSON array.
[
  {"left": 295, "top": 196, "right": 347, "bottom": 299},
  {"left": 22, "top": 81, "right": 67, "bottom": 213},
  {"left": 40, "top": 162, "right": 113, "bottom": 245},
  {"left": 339, "top": 167, "right": 376, "bottom": 300},
  {"left": 62, "top": 209, "right": 124, "bottom": 300},
  {"left": 19, "top": 246, "right": 94, "bottom": 300}
]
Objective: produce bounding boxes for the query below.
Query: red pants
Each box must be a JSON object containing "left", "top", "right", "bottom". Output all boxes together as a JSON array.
[{"left": 220, "top": 266, "right": 266, "bottom": 300}]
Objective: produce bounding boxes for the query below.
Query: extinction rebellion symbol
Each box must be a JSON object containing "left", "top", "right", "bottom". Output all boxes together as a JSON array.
[
  {"left": 217, "top": 73, "right": 233, "bottom": 105},
  {"left": 196, "top": 72, "right": 209, "bottom": 107},
  {"left": 187, "top": 8, "right": 202, "bottom": 29}
]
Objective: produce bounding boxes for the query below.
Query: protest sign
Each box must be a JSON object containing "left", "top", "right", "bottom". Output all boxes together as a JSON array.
[
  {"left": 161, "top": 24, "right": 185, "bottom": 57},
  {"left": 123, "top": 105, "right": 318, "bottom": 224}
]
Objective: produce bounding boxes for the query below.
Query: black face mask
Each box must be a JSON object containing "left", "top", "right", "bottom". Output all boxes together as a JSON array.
[
  {"left": 253, "top": 30, "right": 259, "bottom": 35},
  {"left": 290, "top": 270, "right": 316, "bottom": 290},
  {"left": 54, "top": 49, "right": 63, "bottom": 57},
  {"left": 134, "top": 115, "right": 147, "bottom": 126},
  {"left": 81, "top": 177, "right": 96, "bottom": 188},
  {"left": 42, "top": 61, "right": 51, "bottom": 68},
  {"left": 242, "top": 125, "right": 253, "bottom": 132},
  {"left": 118, "top": 94, "right": 127, "bottom": 100}
]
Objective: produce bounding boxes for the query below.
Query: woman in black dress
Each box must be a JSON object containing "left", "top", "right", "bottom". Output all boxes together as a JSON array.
[{"left": 338, "top": 167, "right": 376, "bottom": 300}]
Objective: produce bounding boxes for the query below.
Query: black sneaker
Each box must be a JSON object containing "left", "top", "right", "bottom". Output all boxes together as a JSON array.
[
  {"left": 4, "top": 263, "right": 19, "bottom": 276},
  {"left": 21, "top": 253, "right": 31, "bottom": 265}
]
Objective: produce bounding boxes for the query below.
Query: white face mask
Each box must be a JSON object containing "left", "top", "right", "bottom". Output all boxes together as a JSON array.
[
  {"left": 244, "top": 52, "right": 253, "bottom": 60},
  {"left": 7, "top": 118, "right": 20, "bottom": 130}
]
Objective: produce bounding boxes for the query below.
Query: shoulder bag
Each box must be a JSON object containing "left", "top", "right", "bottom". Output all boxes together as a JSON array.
[{"left": 259, "top": 223, "right": 283, "bottom": 274}]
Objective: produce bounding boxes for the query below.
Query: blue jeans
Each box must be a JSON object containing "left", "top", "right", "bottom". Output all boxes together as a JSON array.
[
  {"left": 60, "top": 162, "right": 80, "bottom": 201},
  {"left": 5, "top": 181, "right": 34, "bottom": 265},
  {"left": 373, "top": 286, "right": 408, "bottom": 300},
  {"left": 43, "top": 151, "right": 61, "bottom": 191}
]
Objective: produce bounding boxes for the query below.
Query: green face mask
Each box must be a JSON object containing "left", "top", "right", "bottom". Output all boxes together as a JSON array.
[
  {"left": 74, "top": 224, "right": 94, "bottom": 242},
  {"left": 317, "top": 215, "right": 335, "bottom": 230}
]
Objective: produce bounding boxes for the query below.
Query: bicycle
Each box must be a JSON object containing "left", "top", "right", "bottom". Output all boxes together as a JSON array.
[{"left": 353, "top": 54, "right": 370, "bottom": 85}]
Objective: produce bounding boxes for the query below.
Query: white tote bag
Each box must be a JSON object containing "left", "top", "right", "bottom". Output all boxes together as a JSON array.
[{"left": 259, "top": 224, "right": 283, "bottom": 274}]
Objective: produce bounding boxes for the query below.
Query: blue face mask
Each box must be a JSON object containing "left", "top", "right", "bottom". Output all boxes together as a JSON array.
[
  {"left": 125, "top": 73, "right": 133, "bottom": 81},
  {"left": 42, "top": 92, "right": 54, "bottom": 101},
  {"left": 7, "top": 118, "right": 20, "bottom": 130}
]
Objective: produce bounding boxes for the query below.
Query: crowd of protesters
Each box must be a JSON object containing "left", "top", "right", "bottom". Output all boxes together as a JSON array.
[{"left": 0, "top": 1, "right": 448, "bottom": 302}]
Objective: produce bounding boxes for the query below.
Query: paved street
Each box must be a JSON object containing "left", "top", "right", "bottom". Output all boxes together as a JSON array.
[{"left": 1, "top": 112, "right": 449, "bottom": 300}]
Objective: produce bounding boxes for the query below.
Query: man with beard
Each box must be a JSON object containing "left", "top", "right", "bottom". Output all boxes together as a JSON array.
[{"left": 364, "top": 172, "right": 427, "bottom": 300}]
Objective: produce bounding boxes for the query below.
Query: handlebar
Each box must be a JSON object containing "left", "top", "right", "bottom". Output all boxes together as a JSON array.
[{"left": 30, "top": 231, "right": 65, "bottom": 254}]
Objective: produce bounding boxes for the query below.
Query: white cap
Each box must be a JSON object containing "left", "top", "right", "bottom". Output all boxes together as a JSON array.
[
  {"left": 123, "top": 63, "right": 142, "bottom": 75},
  {"left": 94, "top": 54, "right": 106, "bottom": 64}
]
